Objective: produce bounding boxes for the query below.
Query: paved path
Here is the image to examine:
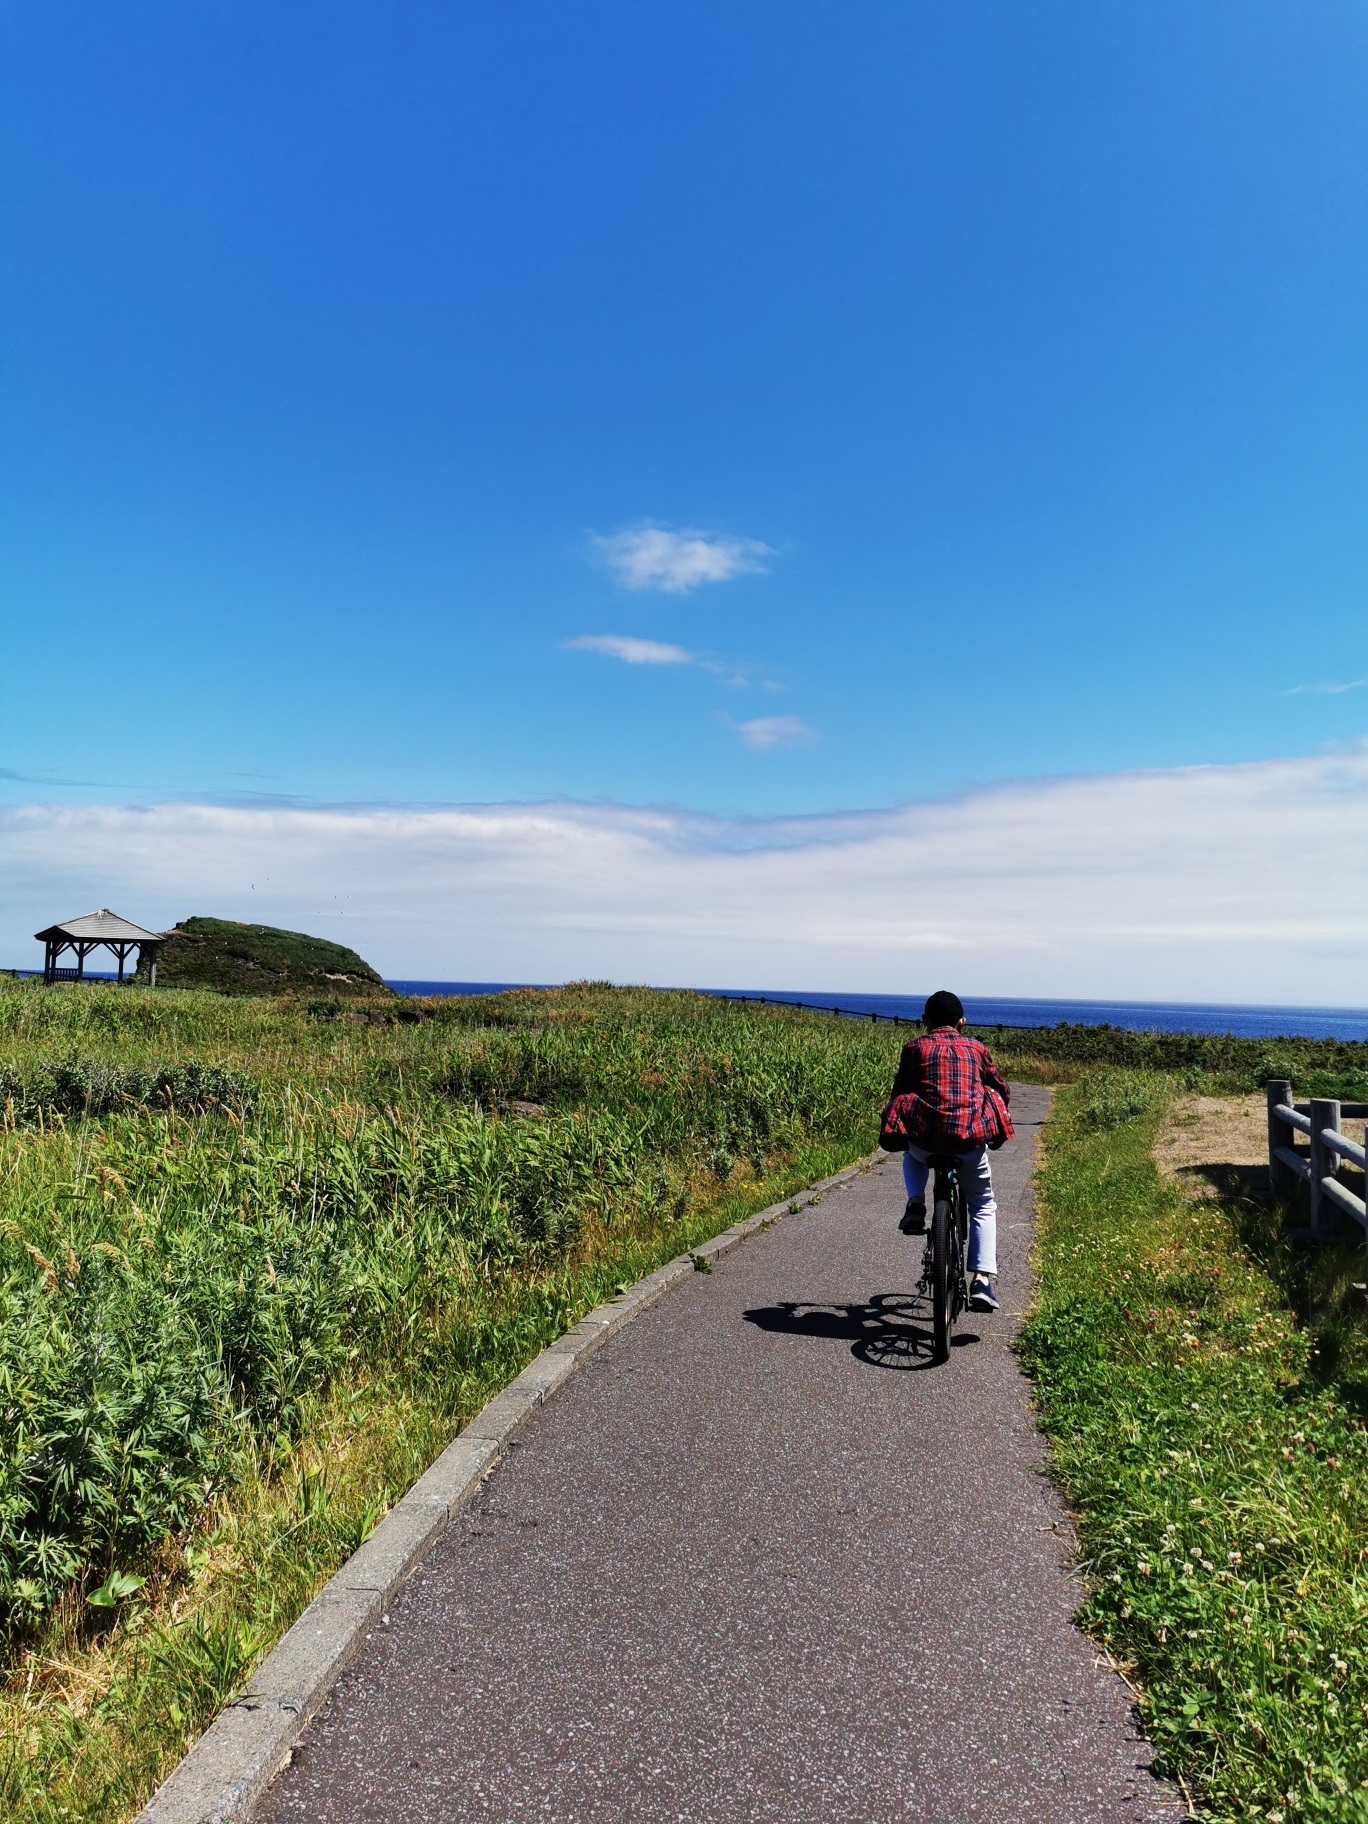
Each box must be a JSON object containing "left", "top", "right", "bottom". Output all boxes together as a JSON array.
[{"left": 259, "top": 1087, "right": 1184, "bottom": 1824}]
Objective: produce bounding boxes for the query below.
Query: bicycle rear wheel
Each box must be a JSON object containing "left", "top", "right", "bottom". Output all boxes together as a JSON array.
[
  {"left": 931, "top": 1195, "right": 953, "bottom": 1363},
  {"left": 955, "top": 1187, "right": 969, "bottom": 1319}
]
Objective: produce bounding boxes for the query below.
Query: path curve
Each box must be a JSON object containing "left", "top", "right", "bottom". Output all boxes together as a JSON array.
[{"left": 257, "top": 1086, "right": 1185, "bottom": 1824}]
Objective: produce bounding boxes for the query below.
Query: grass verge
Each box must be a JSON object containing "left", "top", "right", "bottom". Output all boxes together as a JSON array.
[{"left": 1020, "top": 1072, "right": 1368, "bottom": 1824}]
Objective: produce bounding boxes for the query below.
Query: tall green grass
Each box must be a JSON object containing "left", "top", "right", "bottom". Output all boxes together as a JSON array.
[
  {"left": 0, "top": 979, "right": 898, "bottom": 1822},
  {"left": 1021, "top": 1073, "right": 1368, "bottom": 1823}
]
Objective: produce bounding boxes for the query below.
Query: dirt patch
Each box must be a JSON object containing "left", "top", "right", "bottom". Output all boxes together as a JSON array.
[
  {"left": 1154, "top": 1094, "right": 1270, "bottom": 1202},
  {"left": 1157, "top": 1094, "right": 1368, "bottom": 1215}
]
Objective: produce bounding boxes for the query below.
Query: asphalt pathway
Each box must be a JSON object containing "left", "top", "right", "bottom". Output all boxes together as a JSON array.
[{"left": 258, "top": 1086, "right": 1185, "bottom": 1824}]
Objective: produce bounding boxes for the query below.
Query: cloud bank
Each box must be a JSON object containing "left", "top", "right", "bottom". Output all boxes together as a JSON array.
[
  {"left": 3, "top": 748, "right": 1366, "bottom": 1003},
  {"left": 593, "top": 526, "right": 772, "bottom": 593}
]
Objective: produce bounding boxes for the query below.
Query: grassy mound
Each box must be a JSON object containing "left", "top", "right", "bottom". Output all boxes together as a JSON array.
[{"left": 144, "top": 917, "right": 391, "bottom": 998}]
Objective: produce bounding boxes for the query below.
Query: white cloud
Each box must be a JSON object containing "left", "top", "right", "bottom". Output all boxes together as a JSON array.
[
  {"left": 593, "top": 526, "right": 772, "bottom": 593},
  {"left": 564, "top": 635, "right": 693, "bottom": 665},
  {"left": 733, "top": 716, "right": 817, "bottom": 752},
  {"left": 1283, "top": 679, "right": 1368, "bottom": 696},
  {"left": 3, "top": 747, "right": 1367, "bottom": 1002}
]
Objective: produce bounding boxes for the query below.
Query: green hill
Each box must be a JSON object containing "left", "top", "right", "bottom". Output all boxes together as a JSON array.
[{"left": 143, "top": 917, "right": 392, "bottom": 998}]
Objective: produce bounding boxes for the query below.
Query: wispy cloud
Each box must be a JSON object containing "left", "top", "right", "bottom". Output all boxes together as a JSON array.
[
  {"left": 0, "top": 766, "right": 122, "bottom": 788},
  {"left": 564, "top": 634, "right": 693, "bottom": 665},
  {"left": 1283, "top": 679, "right": 1368, "bottom": 696},
  {"left": 593, "top": 526, "right": 773, "bottom": 593},
  {"left": 732, "top": 715, "right": 817, "bottom": 752},
  {"left": 563, "top": 632, "right": 767, "bottom": 687},
  {"left": 3, "top": 748, "right": 1366, "bottom": 1000}
]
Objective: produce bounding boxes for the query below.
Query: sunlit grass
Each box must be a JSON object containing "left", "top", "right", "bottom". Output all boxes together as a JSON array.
[{"left": 1021, "top": 1074, "right": 1368, "bottom": 1823}]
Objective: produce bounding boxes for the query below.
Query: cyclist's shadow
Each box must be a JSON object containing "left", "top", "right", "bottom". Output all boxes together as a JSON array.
[{"left": 742, "top": 1293, "right": 980, "bottom": 1370}]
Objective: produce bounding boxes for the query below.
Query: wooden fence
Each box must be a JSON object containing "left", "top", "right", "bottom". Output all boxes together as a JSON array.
[{"left": 1266, "top": 1080, "right": 1368, "bottom": 1241}]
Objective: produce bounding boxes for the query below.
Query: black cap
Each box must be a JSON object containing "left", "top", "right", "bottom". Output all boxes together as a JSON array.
[{"left": 922, "top": 990, "right": 964, "bottom": 1028}]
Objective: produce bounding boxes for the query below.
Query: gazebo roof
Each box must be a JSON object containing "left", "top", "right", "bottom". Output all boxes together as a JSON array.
[{"left": 34, "top": 908, "right": 165, "bottom": 944}]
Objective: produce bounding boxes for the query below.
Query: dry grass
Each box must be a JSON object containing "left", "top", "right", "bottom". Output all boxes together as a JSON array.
[
  {"left": 1154, "top": 1093, "right": 1271, "bottom": 1202},
  {"left": 1155, "top": 1092, "right": 1366, "bottom": 1220}
]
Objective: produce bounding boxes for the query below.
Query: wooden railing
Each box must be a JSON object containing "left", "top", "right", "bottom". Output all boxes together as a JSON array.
[{"left": 1266, "top": 1080, "right": 1368, "bottom": 1241}]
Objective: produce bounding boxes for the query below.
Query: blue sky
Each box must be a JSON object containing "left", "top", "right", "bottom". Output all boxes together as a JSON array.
[{"left": 3, "top": 3, "right": 1367, "bottom": 994}]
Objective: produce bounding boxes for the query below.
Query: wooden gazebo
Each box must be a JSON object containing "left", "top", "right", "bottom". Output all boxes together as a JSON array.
[{"left": 34, "top": 909, "right": 165, "bottom": 986}]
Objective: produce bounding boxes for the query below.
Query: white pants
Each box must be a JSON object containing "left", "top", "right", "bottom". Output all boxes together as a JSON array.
[{"left": 902, "top": 1144, "right": 998, "bottom": 1276}]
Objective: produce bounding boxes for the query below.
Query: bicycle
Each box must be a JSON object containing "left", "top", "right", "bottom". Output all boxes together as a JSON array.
[{"left": 919, "top": 1152, "right": 969, "bottom": 1363}]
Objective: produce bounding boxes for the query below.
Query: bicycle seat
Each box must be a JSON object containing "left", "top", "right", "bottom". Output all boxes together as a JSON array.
[{"left": 926, "top": 1152, "right": 961, "bottom": 1173}]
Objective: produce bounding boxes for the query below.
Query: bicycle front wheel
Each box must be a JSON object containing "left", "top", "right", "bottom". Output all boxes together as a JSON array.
[{"left": 931, "top": 1195, "right": 953, "bottom": 1363}]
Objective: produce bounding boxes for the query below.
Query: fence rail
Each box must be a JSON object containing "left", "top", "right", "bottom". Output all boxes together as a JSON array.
[
  {"left": 1266, "top": 1079, "right": 1368, "bottom": 1243},
  {"left": 705, "top": 992, "right": 1049, "bottom": 1032}
]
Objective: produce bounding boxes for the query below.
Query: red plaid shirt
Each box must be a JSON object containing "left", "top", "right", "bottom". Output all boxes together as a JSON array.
[{"left": 882, "top": 1027, "right": 1014, "bottom": 1152}]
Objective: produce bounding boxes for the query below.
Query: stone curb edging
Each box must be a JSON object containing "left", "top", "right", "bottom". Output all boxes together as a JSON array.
[{"left": 136, "top": 1150, "right": 883, "bottom": 1824}]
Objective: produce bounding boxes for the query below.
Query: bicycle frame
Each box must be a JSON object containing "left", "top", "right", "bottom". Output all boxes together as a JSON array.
[{"left": 921, "top": 1153, "right": 970, "bottom": 1363}]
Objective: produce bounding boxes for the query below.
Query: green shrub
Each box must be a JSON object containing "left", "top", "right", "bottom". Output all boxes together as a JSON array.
[
  {"left": 0, "top": 1057, "right": 251, "bottom": 1125},
  {"left": 0, "top": 1262, "right": 233, "bottom": 1627},
  {"left": 1077, "top": 1069, "right": 1166, "bottom": 1131}
]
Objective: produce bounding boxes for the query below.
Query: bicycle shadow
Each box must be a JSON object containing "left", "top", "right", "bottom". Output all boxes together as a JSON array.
[{"left": 742, "top": 1292, "right": 981, "bottom": 1370}]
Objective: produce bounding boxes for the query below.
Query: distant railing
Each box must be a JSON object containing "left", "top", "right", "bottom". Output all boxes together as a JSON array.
[
  {"left": 1266, "top": 1079, "right": 1368, "bottom": 1242},
  {"left": 1, "top": 967, "right": 129, "bottom": 984},
  {"left": 705, "top": 992, "right": 1044, "bottom": 1031}
]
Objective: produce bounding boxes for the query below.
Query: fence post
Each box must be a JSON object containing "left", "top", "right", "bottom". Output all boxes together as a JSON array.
[
  {"left": 1266, "top": 1080, "right": 1294, "bottom": 1201},
  {"left": 1309, "top": 1098, "right": 1342, "bottom": 1239}
]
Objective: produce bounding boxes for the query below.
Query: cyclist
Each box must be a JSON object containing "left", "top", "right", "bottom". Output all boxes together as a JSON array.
[{"left": 879, "top": 990, "right": 1013, "bottom": 1314}]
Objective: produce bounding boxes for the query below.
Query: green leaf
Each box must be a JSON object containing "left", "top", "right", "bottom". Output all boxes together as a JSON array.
[{"left": 87, "top": 1571, "right": 146, "bottom": 1607}]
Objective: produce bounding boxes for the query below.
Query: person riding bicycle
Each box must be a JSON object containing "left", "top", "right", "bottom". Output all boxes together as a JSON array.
[{"left": 879, "top": 991, "right": 1013, "bottom": 1315}]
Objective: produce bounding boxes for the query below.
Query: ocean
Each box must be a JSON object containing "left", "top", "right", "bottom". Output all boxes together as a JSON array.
[
  {"left": 384, "top": 982, "right": 1368, "bottom": 1042},
  {"left": 9, "top": 968, "right": 1364, "bottom": 1040}
]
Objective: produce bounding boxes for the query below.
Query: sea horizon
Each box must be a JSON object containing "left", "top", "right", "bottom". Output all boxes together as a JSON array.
[
  {"left": 8, "top": 964, "right": 1366, "bottom": 1041},
  {"left": 383, "top": 982, "right": 1368, "bottom": 1043}
]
